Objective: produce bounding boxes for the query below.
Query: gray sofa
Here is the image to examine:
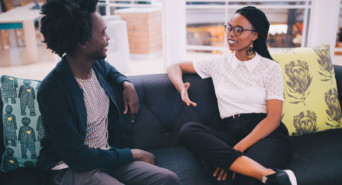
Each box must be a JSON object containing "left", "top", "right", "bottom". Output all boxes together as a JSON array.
[{"left": 1, "top": 66, "right": 342, "bottom": 185}]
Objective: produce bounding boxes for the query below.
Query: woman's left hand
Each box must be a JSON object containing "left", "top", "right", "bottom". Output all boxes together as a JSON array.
[
  {"left": 213, "top": 167, "right": 228, "bottom": 181},
  {"left": 122, "top": 81, "right": 139, "bottom": 122},
  {"left": 212, "top": 143, "right": 246, "bottom": 181}
]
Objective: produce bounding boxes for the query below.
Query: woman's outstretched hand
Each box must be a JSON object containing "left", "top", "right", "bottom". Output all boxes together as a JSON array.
[{"left": 181, "top": 82, "right": 197, "bottom": 107}]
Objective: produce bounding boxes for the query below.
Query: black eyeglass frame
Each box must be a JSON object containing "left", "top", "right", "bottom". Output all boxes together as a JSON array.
[{"left": 225, "top": 25, "right": 256, "bottom": 36}]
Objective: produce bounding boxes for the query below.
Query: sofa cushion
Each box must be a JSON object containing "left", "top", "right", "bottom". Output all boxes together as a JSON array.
[
  {"left": 0, "top": 75, "right": 43, "bottom": 172},
  {"left": 271, "top": 43, "right": 342, "bottom": 136},
  {"left": 286, "top": 129, "right": 342, "bottom": 185},
  {"left": 150, "top": 146, "right": 213, "bottom": 185},
  {"left": 0, "top": 167, "right": 41, "bottom": 185},
  {"left": 128, "top": 74, "right": 221, "bottom": 150}
]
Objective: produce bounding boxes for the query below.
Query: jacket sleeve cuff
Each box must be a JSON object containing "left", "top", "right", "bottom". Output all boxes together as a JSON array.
[
  {"left": 117, "top": 77, "right": 129, "bottom": 90},
  {"left": 117, "top": 148, "right": 134, "bottom": 165},
  {"left": 117, "top": 76, "right": 129, "bottom": 84}
]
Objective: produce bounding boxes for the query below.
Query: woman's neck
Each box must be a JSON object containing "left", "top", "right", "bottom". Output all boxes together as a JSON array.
[{"left": 235, "top": 50, "right": 252, "bottom": 61}]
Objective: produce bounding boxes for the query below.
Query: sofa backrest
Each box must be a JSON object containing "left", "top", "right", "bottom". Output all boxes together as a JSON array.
[
  {"left": 333, "top": 65, "right": 342, "bottom": 109},
  {"left": 128, "top": 65, "right": 342, "bottom": 149},
  {"left": 1, "top": 65, "right": 342, "bottom": 155},
  {"left": 127, "top": 74, "right": 221, "bottom": 150}
]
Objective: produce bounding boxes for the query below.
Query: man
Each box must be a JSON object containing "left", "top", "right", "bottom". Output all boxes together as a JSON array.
[{"left": 37, "top": 0, "right": 180, "bottom": 184}]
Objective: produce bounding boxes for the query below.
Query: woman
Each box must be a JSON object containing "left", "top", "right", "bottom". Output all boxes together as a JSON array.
[{"left": 167, "top": 6, "right": 297, "bottom": 185}]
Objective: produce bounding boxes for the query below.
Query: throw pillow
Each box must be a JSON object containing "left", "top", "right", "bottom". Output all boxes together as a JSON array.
[
  {"left": 271, "top": 43, "right": 342, "bottom": 136},
  {"left": 0, "top": 75, "right": 43, "bottom": 172}
]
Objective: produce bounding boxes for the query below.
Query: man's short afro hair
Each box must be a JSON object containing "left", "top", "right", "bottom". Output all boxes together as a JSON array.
[{"left": 40, "top": 0, "right": 99, "bottom": 57}]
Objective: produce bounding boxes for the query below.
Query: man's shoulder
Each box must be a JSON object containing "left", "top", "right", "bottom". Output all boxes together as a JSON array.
[
  {"left": 39, "top": 61, "right": 69, "bottom": 94},
  {"left": 93, "top": 59, "right": 108, "bottom": 73}
]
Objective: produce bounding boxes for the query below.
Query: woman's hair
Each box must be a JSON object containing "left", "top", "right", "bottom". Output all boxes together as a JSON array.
[
  {"left": 235, "top": 6, "right": 273, "bottom": 60},
  {"left": 40, "top": 0, "right": 98, "bottom": 57}
]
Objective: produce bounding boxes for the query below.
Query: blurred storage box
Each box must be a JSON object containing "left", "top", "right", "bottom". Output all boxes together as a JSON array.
[{"left": 115, "top": 8, "right": 162, "bottom": 57}]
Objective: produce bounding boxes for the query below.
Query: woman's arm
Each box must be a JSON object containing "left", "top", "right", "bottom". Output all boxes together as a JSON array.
[
  {"left": 167, "top": 62, "right": 197, "bottom": 106},
  {"left": 233, "top": 99, "right": 283, "bottom": 153},
  {"left": 234, "top": 62, "right": 284, "bottom": 153}
]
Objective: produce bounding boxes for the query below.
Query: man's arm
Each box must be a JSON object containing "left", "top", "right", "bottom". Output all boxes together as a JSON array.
[
  {"left": 102, "top": 60, "right": 139, "bottom": 122},
  {"left": 38, "top": 85, "right": 134, "bottom": 172},
  {"left": 122, "top": 81, "right": 139, "bottom": 122},
  {"left": 102, "top": 60, "right": 129, "bottom": 89}
]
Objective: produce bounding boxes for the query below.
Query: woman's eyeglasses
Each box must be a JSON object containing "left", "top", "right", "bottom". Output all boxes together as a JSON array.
[{"left": 225, "top": 25, "right": 256, "bottom": 36}]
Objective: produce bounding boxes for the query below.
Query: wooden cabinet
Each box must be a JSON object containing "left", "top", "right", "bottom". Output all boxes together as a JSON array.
[{"left": 115, "top": 8, "right": 162, "bottom": 55}]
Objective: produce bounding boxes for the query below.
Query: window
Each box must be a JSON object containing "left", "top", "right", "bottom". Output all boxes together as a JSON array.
[
  {"left": 335, "top": 0, "right": 342, "bottom": 55},
  {"left": 185, "top": 0, "right": 311, "bottom": 53}
]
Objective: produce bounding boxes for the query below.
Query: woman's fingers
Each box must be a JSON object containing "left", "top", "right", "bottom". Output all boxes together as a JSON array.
[
  {"left": 181, "top": 82, "right": 197, "bottom": 106},
  {"left": 213, "top": 167, "right": 228, "bottom": 181},
  {"left": 218, "top": 167, "right": 225, "bottom": 180},
  {"left": 213, "top": 167, "right": 220, "bottom": 177}
]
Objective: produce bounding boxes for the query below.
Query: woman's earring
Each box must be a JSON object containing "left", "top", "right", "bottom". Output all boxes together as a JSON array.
[{"left": 246, "top": 42, "right": 255, "bottom": 59}]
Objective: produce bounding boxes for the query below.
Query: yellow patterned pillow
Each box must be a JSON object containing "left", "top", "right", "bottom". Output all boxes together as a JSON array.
[{"left": 271, "top": 43, "right": 342, "bottom": 136}]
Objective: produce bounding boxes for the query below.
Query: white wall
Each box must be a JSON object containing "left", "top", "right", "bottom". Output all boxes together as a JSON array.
[
  {"left": 162, "top": 0, "right": 186, "bottom": 70},
  {"left": 308, "top": 0, "right": 340, "bottom": 59}
]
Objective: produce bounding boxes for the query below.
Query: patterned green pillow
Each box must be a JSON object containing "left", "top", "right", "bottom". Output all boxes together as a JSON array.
[
  {"left": 0, "top": 75, "right": 43, "bottom": 172},
  {"left": 271, "top": 43, "right": 342, "bottom": 136}
]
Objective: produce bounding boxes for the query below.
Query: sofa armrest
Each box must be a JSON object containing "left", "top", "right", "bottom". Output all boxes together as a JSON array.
[
  {"left": 0, "top": 87, "right": 3, "bottom": 166},
  {"left": 334, "top": 65, "right": 342, "bottom": 107}
]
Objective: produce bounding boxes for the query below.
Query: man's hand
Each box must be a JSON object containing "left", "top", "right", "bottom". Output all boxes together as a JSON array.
[
  {"left": 213, "top": 167, "right": 228, "bottom": 181},
  {"left": 180, "top": 82, "right": 197, "bottom": 107},
  {"left": 122, "top": 81, "right": 139, "bottom": 122},
  {"left": 131, "top": 149, "right": 155, "bottom": 165}
]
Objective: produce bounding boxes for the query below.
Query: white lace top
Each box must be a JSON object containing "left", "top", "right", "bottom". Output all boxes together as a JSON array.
[{"left": 193, "top": 52, "right": 283, "bottom": 119}]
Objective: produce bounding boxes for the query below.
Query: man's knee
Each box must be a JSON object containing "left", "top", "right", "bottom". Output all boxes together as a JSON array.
[
  {"left": 157, "top": 169, "right": 180, "bottom": 185},
  {"left": 74, "top": 169, "right": 124, "bottom": 185}
]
